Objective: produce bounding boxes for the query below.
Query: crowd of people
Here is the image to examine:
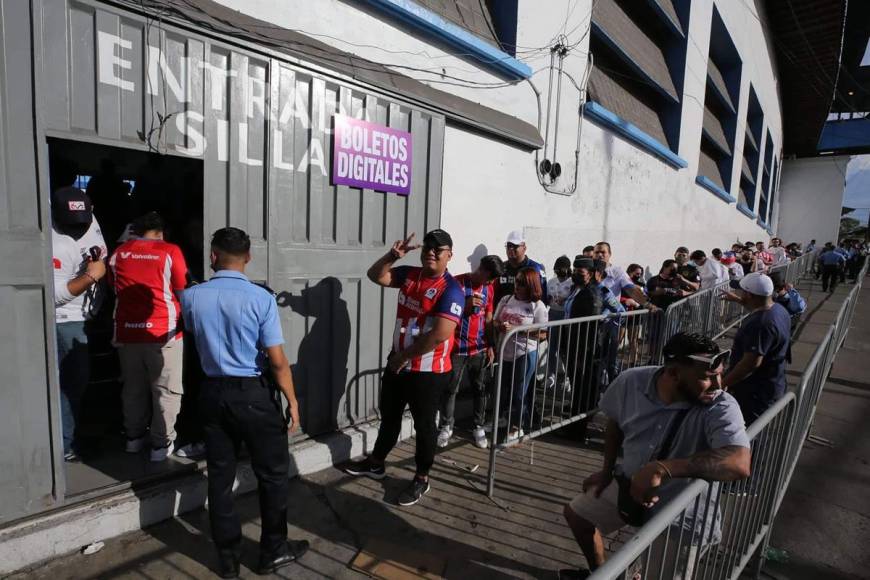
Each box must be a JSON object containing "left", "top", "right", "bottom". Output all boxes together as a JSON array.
[{"left": 50, "top": 176, "right": 867, "bottom": 577}]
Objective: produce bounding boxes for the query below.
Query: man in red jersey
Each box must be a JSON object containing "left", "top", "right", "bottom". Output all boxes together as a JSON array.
[
  {"left": 437, "top": 255, "right": 504, "bottom": 450},
  {"left": 109, "top": 212, "right": 188, "bottom": 462},
  {"left": 345, "top": 229, "right": 464, "bottom": 506}
]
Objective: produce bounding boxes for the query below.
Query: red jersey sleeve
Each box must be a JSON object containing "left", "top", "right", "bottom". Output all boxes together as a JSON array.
[
  {"left": 389, "top": 265, "right": 414, "bottom": 288},
  {"left": 168, "top": 244, "right": 188, "bottom": 291},
  {"left": 485, "top": 282, "right": 495, "bottom": 315}
]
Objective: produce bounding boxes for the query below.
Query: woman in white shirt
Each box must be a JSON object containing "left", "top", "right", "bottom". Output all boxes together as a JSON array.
[{"left": 494, "top": 267, "right": 548, "bottom": 441}]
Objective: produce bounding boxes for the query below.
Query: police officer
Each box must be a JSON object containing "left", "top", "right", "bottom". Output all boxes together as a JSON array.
[{"left": 181, "top": 227, "right": 308, "bottom": 578}]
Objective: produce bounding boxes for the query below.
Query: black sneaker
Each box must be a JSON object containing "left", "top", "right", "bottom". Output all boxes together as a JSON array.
[
  {"left": 256, "top": 539, "right": 309, "bottom": 575},
  {"left": 344, "top": 457, "right": 386, "bottom": 480},
  {"left": 397, "top": 478, "right": 430, "bottom": 506}
]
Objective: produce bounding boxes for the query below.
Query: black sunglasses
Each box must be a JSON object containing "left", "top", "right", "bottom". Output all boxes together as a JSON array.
[
  {"left": 422, "top": 245, "right": 450, "bottom": 256},
  {"left": 666, "top": 349, "right": 730, "bottom": 371},
  {"left": 505, "top": 243, "right": 522, "bottom": 250}
]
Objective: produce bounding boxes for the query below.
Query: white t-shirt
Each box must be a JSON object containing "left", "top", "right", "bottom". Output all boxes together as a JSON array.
[
  {"left": 725, "top": 262, "right": 744, "bottom": 280},
  {"left": 770, "top": 246, "right": 789, "bottom": 266},
  {"left": 53, "top": 220, "right": 107, "bottom": 323},
  {"left": 494, "top": 295, "right": 548, "bottom": 361},
  {"left": 699, "top": 259, "right": 729, "bottom": 290},
  {"left": 547, "top": 276, "right": 574, "bottom": 313}
]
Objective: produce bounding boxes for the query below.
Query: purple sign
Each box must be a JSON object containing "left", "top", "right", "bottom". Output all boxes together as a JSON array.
[{"left": 332, "top": 115, "right": 412, "bottom": 195}]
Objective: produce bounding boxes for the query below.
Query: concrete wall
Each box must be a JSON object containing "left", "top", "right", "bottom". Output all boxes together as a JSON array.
[
  {"left": 217, "top": 0, "right": 783, "bottom": 273},
  {"left": 778, "top": 156, "right": 848, "bottom": 246}
]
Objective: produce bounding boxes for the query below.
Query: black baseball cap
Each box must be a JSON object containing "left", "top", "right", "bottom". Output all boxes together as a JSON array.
[
  {"left": 573, "top": 256, "right": 594, "bottom": 269},
  {"left": 51, "top": 186, "right": 93, "bottom": 225},
  {"left": 423, "top": 229, "right": 453, "bottom": 249}
]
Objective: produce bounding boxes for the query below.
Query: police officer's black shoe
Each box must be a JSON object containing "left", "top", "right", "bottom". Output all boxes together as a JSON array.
[
  {"left": 256, "top": 539, "right": 309, "bottom": 575},
  {"left": 216, "top": 551, "right": 240, "bottom": 578}
]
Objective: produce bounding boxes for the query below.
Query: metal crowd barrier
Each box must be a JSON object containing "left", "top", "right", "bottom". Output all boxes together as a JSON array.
[
  {"left": 588, "top": 258, "right": 867, "bottom": 580},
  {"left": 485, "top": 308, "right": 664, "bottom": 496}
]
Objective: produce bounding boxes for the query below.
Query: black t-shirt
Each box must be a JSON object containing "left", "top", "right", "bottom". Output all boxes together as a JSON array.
[
  {"left": 737, "top": 258, "right": 753, "bottom": 276},
  {"left": 728, "top": 303, "right": 792, "bottom": 423},
  {"left": 646, "top": 275, "right": 683, "bottom": 309},
  {"left": 675, "top": 263, "right": 701, "bottom": 286},
  {"left": 494, "top": 256, "right": 547, "bottom": 305}
]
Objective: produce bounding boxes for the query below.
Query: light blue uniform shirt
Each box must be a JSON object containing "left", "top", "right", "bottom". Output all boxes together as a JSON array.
[
  {"left": 819, "top": 250, "right": 846, "bottom": 266},
  {"left": 181, "top": 270, "right": 284, "bottom": 377}
]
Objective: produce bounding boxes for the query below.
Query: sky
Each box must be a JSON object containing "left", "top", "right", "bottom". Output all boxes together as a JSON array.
[{"left": 843, "top": 154, "right": 870, "bottom": 225}]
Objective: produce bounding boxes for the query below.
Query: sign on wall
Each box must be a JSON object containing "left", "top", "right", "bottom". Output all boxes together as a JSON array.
[{"left": 332, "top": 115, "right": 412, "bottom": 195}]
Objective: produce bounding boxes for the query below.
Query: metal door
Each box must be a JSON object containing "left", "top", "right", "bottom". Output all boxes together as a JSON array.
[{"left": 0, "top": 0, "right": 64, "bottom": 524}]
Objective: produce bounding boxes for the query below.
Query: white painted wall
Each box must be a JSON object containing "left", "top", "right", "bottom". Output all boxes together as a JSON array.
[
  {"left": 215, "top": 0, "right": 784, "bottom": 273},
  {"left": 777, "top": 156, "right": 848, "bottom": 247}
]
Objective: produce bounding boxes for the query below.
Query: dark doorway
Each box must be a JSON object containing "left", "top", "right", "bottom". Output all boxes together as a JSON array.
[{"left": 48, "top": 138, "right": 205, "bottom": 498}]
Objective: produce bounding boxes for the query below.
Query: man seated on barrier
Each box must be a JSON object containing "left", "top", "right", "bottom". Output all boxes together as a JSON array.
[{"left": 560, "top": 333, "right": 750, "bottom": 579}]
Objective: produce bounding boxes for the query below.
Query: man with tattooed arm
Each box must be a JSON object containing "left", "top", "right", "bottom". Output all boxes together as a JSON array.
[{"left": 559, "top": 333, "right": 751, "bottom": 579}]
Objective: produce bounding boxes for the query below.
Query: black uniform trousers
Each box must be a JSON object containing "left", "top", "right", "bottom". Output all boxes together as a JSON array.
[
  {"left": 821, "top": 264, "right": 840, "bottom": 292},
  {"left": 372, "top": 367, "right": 450, "bottom": 476},
  {"left": 199, "top": 376, "right": 289, "bottom": 558}
]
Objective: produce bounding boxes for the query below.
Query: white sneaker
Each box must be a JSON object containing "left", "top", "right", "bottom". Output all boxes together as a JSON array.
[
  {"left": 125, "top": 436, "right": 147, "bottom": 453},
  {"left": 175, "top": 442, "right": 206, "bottom": 458},
  {"left": 472, "top": 427, "right": 489, "bottom": 449},
  {"left": 507, "top": 428, "right": 524, "bottom": 442},
  {"left": 436, "top": 426, "right": 453, "bottom": 448},
  {"left": 149, "top": 442, "right": 175, "bottom": 462}
]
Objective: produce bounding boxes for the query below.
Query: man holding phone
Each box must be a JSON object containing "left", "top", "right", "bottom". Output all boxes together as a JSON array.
[
  {"left": 51, "top": 186, "right": 107, "bottom": 462},
  {"left": 181, "top": 227, "right": 307, "bottom": 578},
  {"left": 437, "top": 254, "right": 504, "bottom": 450}
]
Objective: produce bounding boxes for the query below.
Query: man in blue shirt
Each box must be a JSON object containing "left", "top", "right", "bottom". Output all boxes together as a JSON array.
[
  {"left": 593, "top": 259, "right": 625, "bottom": 384},
  {"left": 181, "top": 227, "right": 307, "bottom": 578},
  {"left": 818, "top": 243, "right": 846, "bottom": 293},
  {"left": 722, "top": 272, "right": 792, "bottom": 423}
]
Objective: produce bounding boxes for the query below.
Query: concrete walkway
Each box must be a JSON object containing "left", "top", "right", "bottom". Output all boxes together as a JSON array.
[
  {"left": 763, "top": 275, "right": 870, "bottom": 580},
  {"left": 10, "top": 272, "right": 869, "bottom": 580}
]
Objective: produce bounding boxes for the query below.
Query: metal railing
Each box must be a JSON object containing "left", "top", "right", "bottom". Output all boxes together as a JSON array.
[
  {"left": 587, "top": 258, "right": 867, "bottom": 579},
  {"left": 485, "top": 308, "right": 663, "bottom": 496}
]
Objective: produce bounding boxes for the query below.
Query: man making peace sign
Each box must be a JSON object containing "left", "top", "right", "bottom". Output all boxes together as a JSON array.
[{"left": 345, "top": 229, "right": 464, "bottom": 506}]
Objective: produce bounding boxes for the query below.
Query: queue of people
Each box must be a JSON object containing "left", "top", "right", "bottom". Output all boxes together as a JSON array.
[{"left": 50, "top": 179, "right": 830, "bottom": 577}]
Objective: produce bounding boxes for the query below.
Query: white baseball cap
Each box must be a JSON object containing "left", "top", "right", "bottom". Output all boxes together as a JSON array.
[
  {"left": 730, "top": 272, "right": 774, "bottom": 296},
  {"left": 506, "top": 230, "right": 525, "bottom": 245}
]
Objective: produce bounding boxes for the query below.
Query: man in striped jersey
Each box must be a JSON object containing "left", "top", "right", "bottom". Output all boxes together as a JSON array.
[
  {"left": 346, "top": 229, "right": 464, "bottom": 506},
  {"left": 437, "top": 254, "right": 505, "bottom": 450},
  {"left": 109, "top": 211, "right": 188, "bottom": 462}
]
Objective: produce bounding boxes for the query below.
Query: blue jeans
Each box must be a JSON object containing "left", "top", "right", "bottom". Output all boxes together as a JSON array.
[
  {"left": 499, "top": 351, "right": 538, "bottom": 430},
  {"left": 57, "top": 321, "right": 89, "bottom": 454}
]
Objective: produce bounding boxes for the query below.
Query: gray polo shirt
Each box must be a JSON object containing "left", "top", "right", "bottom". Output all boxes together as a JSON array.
[{"left": 600, "top": 366, "right": 750, "bottom": 543}]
